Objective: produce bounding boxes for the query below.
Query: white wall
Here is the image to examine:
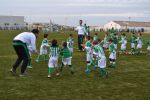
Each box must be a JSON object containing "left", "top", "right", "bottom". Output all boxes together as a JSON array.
[{"left": 0, "top": 16, "right": 25, "bottom": 29}]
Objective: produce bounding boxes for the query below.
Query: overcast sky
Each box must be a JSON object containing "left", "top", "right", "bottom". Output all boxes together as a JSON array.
[{"left": 0, "top": 0, "right": 150, "bottom": 26}]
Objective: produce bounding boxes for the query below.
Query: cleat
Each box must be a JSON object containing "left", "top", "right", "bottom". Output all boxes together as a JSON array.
[{"left": 48, "top": 75, "right": 51, "bottom": 78}]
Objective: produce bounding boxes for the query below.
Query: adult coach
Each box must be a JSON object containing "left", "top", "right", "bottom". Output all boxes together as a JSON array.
[
  {"left": 10, "top": 29, "right": 39, "bottom": 76},
  {"left": 76, "top": 20, "right": 87, "bottom": 51}
]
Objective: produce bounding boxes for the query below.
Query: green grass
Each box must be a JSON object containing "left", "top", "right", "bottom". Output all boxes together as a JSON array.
[{"left": 0, "top": 30, "right": 150, "bottom": 100}]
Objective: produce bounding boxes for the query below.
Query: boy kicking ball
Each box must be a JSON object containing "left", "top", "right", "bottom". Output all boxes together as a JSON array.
[
  {"left": 48, "top": 39, "right": 60, "bottom": 78},
  {"left": 60, "top": 42, "right": 74, "bottom": 75}
]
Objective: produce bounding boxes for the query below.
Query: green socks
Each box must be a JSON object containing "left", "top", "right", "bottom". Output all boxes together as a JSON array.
[
  {"left": 99, "top": 68, "right": 108, "bottom": 77},
  {"left": 48, "top": 68, "right": 53, "bottom": 75}
]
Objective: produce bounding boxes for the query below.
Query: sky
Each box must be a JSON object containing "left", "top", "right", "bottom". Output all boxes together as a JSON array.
[{"left": 0, "top": 0, "right": 150, "bottom": 26}]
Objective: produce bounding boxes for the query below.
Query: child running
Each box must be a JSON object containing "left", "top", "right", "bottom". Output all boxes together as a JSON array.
[
  {"left": 48, "top": 39, "right": 60, "bottom": 78},
  {"left": 60, "top": 42, "right": 74, "bottom": 75},
  {"left": 36, "top": 34, "right": 49, "bottom": 62}
]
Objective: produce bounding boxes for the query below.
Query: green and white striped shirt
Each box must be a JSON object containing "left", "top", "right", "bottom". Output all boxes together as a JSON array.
[
  {"left": 94, "top": 44, "right": 105, "bottom": 58},
  {"left": 49, "top": 46, "right": 59, "bottom": 57},
  {"left": 67, "top": 37, "right": 74, "bottom": 48}
]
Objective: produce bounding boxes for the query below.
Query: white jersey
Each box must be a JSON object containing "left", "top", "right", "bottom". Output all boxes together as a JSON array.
[
  {"left": 14, "top": 32, "right": 37, "bottom": 53},
  {"left": 75, "top": 25, "right": 86, "bottom": 35}
]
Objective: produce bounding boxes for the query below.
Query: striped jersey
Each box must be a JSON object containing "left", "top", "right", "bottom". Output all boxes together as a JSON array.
[
  {"left": 93, "top": 44, "right": 105, "bottom": 58},
  {"left": 67, "top": 37, "right": 74, "bottom": 48},
  {"left": 49, "top": 46, "right": 59, "bottom": 57}
]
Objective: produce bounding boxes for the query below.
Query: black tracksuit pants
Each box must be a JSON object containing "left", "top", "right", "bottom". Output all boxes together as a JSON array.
[
  {"left": 78, "top": 35, "right": 84, "bottom": 50},
  {"left": 12, "top": 40, "right": 30, "bottom": 74}
]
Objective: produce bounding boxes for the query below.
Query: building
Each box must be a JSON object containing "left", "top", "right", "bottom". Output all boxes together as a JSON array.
[
  {"left": 104, "top": 21, "right": 150, "bottom": 32},
  {"left": 31, "top": 22, "right": 64, "bottom": 32},
  {"left": 0, "top": 16, "right": 25, "bottom": 30},
  {"left": 90, "top": 26, "right": 103, "bottom": 32}
]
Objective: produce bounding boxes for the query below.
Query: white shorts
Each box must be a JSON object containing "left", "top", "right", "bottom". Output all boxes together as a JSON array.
[
  {"left": 62, "top": 57, "right": 72, "bottom": 65},
  {"left": 137, "top": 44, "right": 142, "bottom": 49},
  {"left": 109, "top": 52, "right": 116, "bottom": 60},
  {"left": 131, "top": 43, "right": 135, "bottom": 49},
  {"left": 86, "top": 53, "right": 93, "bottom": 62},
  {"left": 40, "top": 46, "right": 48, "bottom": 55},
  {"left": 103, "top": 43, "right": 109, "bottom": 48},
  {"left": 98, "top": 56, "right": 106, "bottom": 68},
  {"left": 121, "top": 44, "right": 126, "bottom": 50},
  {"left": 48, "top": 57, "right": 58, "bottom": 68},
  {"left": 147, "top": 46, "right": 150, "bottom": 51}
]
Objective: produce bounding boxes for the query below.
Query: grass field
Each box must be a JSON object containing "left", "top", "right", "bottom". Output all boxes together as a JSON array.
[{"left": 0, "top": 30, "right": 150, "bottom": 100}]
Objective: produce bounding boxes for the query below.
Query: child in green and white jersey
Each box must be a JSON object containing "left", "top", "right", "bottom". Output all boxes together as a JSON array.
[
  {"left": 136, "top": 33, "right": 143, "bottom": 54},
  {"left": 67, "top": 34, "right": 74, "bottom": 57},
  {"left": 130, "top": 32, "right": 137, "bottom": 54},
  {"left": 119, "top": 33, "right": 127, "bottom": 54},
  {"left": 36, "top": 34, "right": 49, "bottom": 62},
  {"left": 93, "top": 40, "right": 108, "bottom": 77},
  {"left": 113, "top": 33, "right": 119, "bottom": 49},
  {"left": 102, "top": 32, "right": 109, "bottom": 49},
  {"left": 109, "top": 39, "right": 117, "bottom": 68},
  {"left": 60, "top": 42, "right": 74, "bottom": 75},
  {"left": 48, "top": 39, "right": 60, "bottom": 78},
  {"left": 82, "top": 36, "right": 93, "bottom": 73}
]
